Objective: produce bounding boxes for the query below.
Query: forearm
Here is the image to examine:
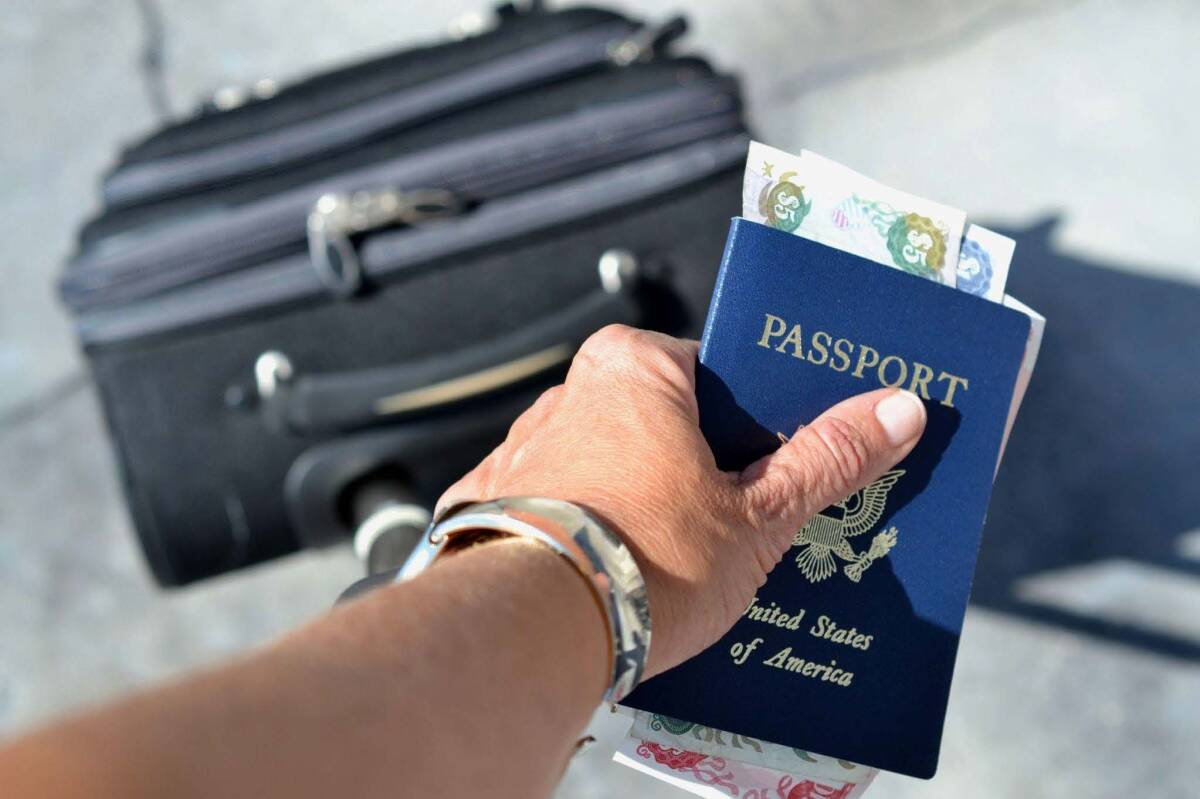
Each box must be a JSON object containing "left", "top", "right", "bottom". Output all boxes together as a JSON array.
[
  {"left": 1, "top": 539, "right": 607, "bottom": 799},
  {"left": 2, "top": 328, "right": 925, "bottom": 799}
]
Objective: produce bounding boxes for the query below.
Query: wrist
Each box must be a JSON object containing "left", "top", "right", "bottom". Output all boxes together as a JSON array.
[
  {"left": 468, "top": 536, "right": 613, "bottom": 701},
  {"left": 573, "top": 503, "right": 687, "bottom": 679},
  {"left": 400, "top": 497, "right": 652, "bottom": 702}
]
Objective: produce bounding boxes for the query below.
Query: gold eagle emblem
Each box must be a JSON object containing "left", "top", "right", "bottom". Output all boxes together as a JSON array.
[{"left": 792, "top": 469, "right": 905, "bottom": 584}]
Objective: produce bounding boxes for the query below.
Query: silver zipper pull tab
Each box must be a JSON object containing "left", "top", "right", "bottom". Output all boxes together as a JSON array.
[
  {"left": 307, "top": 188, "right": 461, "bottom": 298},
  {"left": 607, "top": 15, "right": 688, "bottom": 66},
  {"left": 204, "top": 77, "right": 280, "bottom": 114}
]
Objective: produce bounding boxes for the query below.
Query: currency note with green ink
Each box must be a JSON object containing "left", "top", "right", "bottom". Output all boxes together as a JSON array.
[{"left": 743, "top": 142, "right": 965, "bottom": 287}]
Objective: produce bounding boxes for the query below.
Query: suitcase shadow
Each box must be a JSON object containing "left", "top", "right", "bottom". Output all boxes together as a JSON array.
[{"left": 976, "top": 217, "right": 1200, "bottom": 661}]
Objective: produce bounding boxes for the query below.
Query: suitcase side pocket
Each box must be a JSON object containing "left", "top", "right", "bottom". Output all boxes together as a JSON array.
[{"left": 258, "top": 252, "right": 642, "bottom": 435}]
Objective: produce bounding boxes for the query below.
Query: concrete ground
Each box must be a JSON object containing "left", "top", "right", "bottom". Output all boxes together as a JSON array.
[{"left": 3, "top": 1, "right": 1198, "bottom": 796}]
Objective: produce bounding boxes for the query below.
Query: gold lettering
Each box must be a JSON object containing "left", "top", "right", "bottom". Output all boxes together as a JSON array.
[
  {"left": 830, "top": 338, "right": 853, "bottom": 372},
  {"left": 752, "top": 312, "right": 971, "bottom": 413},
  {"left": 776, "top": 324, "right": 805, "bottom": 358},
  {"left": 730, "top": 637, "right": 762, "bottom": 666},
  {"left": 763, "top": 646, "right": 854, "bottom": 687},
  {"left": 764, "top": 647, "right": 793, "bottom": 669},
  {"left": 746, "top": 599, "right": 808, "bottom": 630},
  {"left": 757, "top": 314, "right": 787, "bottom": 348},
  {"left": 937, "top": 372, "right": 970, "bottom": 407},
  {"left": 851, "top": 345, "right": 880, "bottom": 379},
  {"left": 908, "top": 362, "right": 934, "bottom": 399},
  {"left": 877, "top": 355, "right": 908, "bottom": 388},
  {"left": 807, "top": 331, "right": 831, "bottom": 366}
]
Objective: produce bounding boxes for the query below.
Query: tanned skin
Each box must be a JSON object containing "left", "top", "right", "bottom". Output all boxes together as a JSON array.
[{"left": 0, "top": 327, "right": 925, "bottom": 799}]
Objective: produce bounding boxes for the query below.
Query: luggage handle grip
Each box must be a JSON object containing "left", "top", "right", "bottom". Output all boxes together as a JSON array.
[{"left": 256, "top": 249, "right": 642, "bottom": 435}]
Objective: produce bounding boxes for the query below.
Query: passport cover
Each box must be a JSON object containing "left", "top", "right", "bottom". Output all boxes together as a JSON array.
[{"left": 623, "top": 218, "right": 1031, "bottom": 778}]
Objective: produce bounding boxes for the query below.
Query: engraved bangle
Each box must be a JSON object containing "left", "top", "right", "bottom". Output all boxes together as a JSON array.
[{"left": 396, "top": 497, "right": 651, "bottom": 703}]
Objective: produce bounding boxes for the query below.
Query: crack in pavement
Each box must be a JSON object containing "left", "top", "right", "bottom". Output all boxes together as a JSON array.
[
  {"left": 134, "top": 0, "right": 174, "bottom": 122},
  {"left": 0, "top": 370, "right": 89, "bottom": 437}
]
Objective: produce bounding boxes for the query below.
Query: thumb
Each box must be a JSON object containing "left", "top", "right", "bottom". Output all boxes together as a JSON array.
[{"left": 739, "top": 388, "right": 926, "bottom": 537}]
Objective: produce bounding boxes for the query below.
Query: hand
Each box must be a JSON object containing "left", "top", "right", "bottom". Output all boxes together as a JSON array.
[{"left": 438, "top": 325, "right": 926, "bottom": 677}]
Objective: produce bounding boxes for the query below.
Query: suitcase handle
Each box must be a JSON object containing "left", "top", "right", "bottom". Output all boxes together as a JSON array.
[{"left": 256, "top": 249, "right": 642, "bottom": 435}]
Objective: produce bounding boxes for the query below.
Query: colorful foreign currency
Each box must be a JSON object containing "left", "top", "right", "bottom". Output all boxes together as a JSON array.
[
  {"left": 744, "top": 142, "right": 965, "bottom": 287},
  {"left": 957, "top": 224, "right": 1015, "bottom": 301},
  {"left": 614, "top": 734, "right": 877, "bottom": 799},
  {"left": 628, "top": 711, "right": 878, "bottom": 783},
  {"left": 615, "top": 708, "right": 881, "bottom": 796}
]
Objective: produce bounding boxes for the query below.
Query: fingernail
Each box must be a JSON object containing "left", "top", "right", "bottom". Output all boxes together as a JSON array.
[{"left": 875, "top": 390, "right": 926, "bottom": 446}]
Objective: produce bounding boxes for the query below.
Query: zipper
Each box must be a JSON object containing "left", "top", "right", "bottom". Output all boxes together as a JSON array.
[
  {"left": 119, "top": 7, "right": 624, "bottom": 166},
  {"left": 63, "top": 78, "right": 741, "bottom": 309},
  {"left": 79, "top": 57, "right": 715, "bottom": 248},
  {"left": 306, "top": 188, "right": 462, "bottom": 298},
  {"left": 75, "top": 134, "right": 748, "bottom": 347},
  {"left": 103, "top": 21, "right": 647, "bottom": 209}
]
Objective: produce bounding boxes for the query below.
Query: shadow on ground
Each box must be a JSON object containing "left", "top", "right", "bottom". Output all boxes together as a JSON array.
[{"left": 977, "top": 217, "right": 1200, "bottom": 660}]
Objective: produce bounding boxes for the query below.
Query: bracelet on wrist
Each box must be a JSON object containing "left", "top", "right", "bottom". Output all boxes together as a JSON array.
[{"left": 397, "top": 497, "right": 651, "bottom": 703}]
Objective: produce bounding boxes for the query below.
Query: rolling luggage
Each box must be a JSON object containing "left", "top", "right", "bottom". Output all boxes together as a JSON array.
[{"left": 60, "top": 2, "right": 748, "bottom": 586}]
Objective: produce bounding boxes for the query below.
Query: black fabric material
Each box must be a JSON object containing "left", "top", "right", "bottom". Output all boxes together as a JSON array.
[
  {"left": 68, "top": 5, "right": 747, "bottom": 586},
  {"left": 79, "top": 58, "right": 725, "bottom": 245},
  {"left": 116, "top": 7, "right": 624, "bottom": 166},
  {"left": 85, "top": 167, "right": 742, "bottom": 585}
]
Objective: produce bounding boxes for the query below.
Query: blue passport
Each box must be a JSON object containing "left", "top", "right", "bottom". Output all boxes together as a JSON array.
[{"left": 623, "top": 218, "right": 1031, "bottom": 778}]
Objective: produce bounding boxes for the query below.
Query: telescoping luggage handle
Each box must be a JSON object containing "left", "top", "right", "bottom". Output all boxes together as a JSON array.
[{"left": 254, "top": 248, "right": 643, "bottom": 436}]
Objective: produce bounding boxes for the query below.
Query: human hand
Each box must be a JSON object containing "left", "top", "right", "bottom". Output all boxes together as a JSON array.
[{"left": 438, "top": 325, "right": 925, "bottom": 678}]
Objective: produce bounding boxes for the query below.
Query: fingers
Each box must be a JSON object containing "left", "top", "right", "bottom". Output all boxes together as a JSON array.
[
  {"left": 739, "top": 388, "right": 926, "bottom": 534},
  {"left": 436, "top": 386, "right": 562, "bottom": 514},
  {"left": 638, "top": 332, "right": 700, "bottom": 375},
  {"left": 570, "top": 325, "right": 699, "bottom": 390},
  {"left": 437, "top": 329, "right": 703, "bottom": 516},
  {"left": 507, "top": 383, "right": 564, "bottom": 441}
]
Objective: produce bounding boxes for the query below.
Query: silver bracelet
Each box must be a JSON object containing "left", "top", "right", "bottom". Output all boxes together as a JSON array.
[{"left": 396, "top": 497, "right": 651, "bottom": 703}]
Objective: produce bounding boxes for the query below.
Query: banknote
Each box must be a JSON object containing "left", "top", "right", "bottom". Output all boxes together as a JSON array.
[
  {"left": 957, "top": 224, "right": 1015, "bottom": 302},
  {"left": 744, "top": 141, "right": 965, "bottom": 287},
  {"left": 614, "top": 734, "right": 877, "bottom": 799},
  {"left": 997, "top": 294, "right": 1045, "bottom": 465},
  {"left": 627, "top": 710, "right": 877, "bottom": 784}
]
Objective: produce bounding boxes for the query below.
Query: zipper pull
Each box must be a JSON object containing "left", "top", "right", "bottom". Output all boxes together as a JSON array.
[
  {"left": 306, "top": 188, "right": 461, "bottom": 298},
  {"left": 608, "top": 15, "right": 688, "bottom": 66},
  {"left": 201, "top": 78, "right": 280, "bottom": 115}
]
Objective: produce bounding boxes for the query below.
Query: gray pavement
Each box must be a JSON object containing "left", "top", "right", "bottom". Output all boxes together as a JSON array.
[{"left": 2, "top": 1, "right": 1198, "bottom": 797}]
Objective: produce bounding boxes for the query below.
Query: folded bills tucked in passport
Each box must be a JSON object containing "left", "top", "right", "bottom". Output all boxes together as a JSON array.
[{"left": 620, "top": 142, "right": 1044, "bottom": 782}]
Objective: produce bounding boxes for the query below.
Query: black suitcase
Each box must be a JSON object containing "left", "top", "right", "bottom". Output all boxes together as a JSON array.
[{"left": 61, "top": 3, "right": 748, "bottom": 586}]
